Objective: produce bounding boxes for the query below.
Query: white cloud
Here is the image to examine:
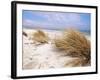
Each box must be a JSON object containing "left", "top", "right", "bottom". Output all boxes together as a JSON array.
[
  {"left": 35, "top": 12, "right": 83, "bottom": 26},
  {"left": 23, "top": 19, "right": 34, "bottom": 26}
]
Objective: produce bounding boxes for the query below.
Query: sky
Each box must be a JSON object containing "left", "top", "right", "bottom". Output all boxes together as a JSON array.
[{"left": 22, "top": 10, "right": 91, "bottom": 31}]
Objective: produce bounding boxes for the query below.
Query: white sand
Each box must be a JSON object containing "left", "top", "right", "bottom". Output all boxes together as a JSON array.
[{"left": 22, "top": 29, "right": 90, "bottom": 69}]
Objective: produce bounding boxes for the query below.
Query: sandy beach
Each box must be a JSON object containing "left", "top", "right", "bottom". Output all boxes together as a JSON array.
[{"left": 22, "top": 29, "right": 90, "bottom": 70}]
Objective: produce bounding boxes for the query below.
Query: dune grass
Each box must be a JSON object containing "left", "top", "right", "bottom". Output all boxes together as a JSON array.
[
  {"left": 23, "top": 31, "right": 28, "bottom": 37},
  {"left": 32, "top": 29, "right": 49, "bottom": 43},
  {"left": 54, "top": 29, "right": 90, "bottom": 66}
]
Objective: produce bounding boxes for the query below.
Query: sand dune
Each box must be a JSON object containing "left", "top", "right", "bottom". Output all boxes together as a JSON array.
[{"left": 22, "top": 29, "right": 90, "bottom": 70}]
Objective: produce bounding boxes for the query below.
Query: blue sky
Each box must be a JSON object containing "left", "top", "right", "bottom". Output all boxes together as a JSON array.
[{"left": 22, "top": 10, "right": 91, "bottom": 31}]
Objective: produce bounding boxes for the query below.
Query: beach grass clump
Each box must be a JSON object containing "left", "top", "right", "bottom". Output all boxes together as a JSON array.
[
  {"left": 64, "top": 58, "right": 82, "bottom": 67},
  {"left": 23, "top": 31, "right": 28, "bottom": 37},
  {"left": 32, "top": 29, "right": 49, "bottom": 43},
  {"left": 54, "top": 29, "right": 90, "bottom": 66}
]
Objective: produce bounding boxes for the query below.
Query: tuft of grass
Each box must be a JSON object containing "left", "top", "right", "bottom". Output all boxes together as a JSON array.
[
  {"left": 54, "top": 29, "right": 90, "bottom": 66},
  {"left": 32, "top": 29, "right": 49, "bottom": 43},
  {"left": 23, "top": 31, "right": 28, "bottom": 37},
  {"left": 64, "top": 58, "right": 82, "bottom": 67}
]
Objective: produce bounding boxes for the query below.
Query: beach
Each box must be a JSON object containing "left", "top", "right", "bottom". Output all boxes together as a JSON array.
[{"left": 22, "top": 28, "right": 90, "bottom": 70}]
